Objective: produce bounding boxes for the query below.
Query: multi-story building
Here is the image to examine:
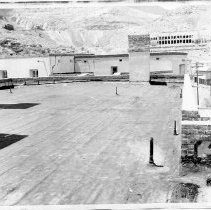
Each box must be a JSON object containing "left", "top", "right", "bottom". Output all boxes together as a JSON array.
[{"left": 150, "top": 31, "right": 211, "bottom": 52}]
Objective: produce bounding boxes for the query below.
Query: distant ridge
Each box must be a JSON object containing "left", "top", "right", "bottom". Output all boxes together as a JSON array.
[
  {"left": 0, "top": 0, "right": 70, "bottom": 3},
  {"left": 0, "top": 0, "right": 128, "bottom": 3}
]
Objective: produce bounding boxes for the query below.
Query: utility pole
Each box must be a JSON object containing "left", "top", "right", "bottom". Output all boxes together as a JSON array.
[
  {"left": 196, "top": 62, "right": 199, "bottom": 106},
  {"left": 193, "top": 62, "right": 203, "bottom": 107}
]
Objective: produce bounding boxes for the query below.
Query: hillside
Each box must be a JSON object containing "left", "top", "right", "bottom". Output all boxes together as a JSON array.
[{"left": 1, "top": 4, "right": 211, "bottom": 56}]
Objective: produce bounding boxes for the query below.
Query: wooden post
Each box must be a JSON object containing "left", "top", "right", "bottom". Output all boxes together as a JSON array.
[
  {"left": 149, "top": 137, "right": 154, "bottom": 164},
  {"left": 116, "top": 86, "right": 118, "bottom": 95},
  {"left": 174, "top": 120, "right": 178, "bottom": 135},
  {"left": 180, "top": 89, "right": 182, "bottom": 98}
]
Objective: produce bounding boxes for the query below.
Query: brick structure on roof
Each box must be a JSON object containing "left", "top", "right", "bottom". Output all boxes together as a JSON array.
[{"left": 128, "top": 35, "right": 150, "bottom": 53}]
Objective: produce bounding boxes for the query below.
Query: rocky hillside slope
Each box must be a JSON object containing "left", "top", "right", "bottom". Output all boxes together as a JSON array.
[{"left": 1, "top": 4, "right": 211, "bottom": 56}]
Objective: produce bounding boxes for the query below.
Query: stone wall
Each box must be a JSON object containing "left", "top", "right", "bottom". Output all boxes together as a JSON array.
[
  {"left": 181, "top": 110, "right": 211, "bottom": 166},
  {"left": 128, "top": 35, "right": 150, "bottom": 53}
]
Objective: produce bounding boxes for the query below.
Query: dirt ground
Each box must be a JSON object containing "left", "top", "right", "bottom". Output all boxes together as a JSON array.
[{"left": 0, "top": 82, "right": 182, "bottom": 205}]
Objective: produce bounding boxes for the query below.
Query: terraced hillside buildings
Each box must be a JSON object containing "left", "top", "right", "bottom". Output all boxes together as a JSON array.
[{"left": 150, "top": 31, "right": 211, "bottom": 52}]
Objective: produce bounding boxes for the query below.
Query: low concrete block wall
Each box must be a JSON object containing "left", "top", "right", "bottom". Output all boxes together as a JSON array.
[
  {"left": 150, "top": 74, "right": 184, "bottom": 84},
  {"left": 181, "top": 110, "right": 211, "bottom": 164},
  {"left": 0, "top": 74, "right": 185, "bottom": 86}
]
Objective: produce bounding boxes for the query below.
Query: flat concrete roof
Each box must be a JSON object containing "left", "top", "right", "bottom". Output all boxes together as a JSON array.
[
  {"left": 75, "top": 52, "right": 187, "bottom": 59},
  {"left": 0, "top": 82, "right": 181, "bottom": 205},
  {"left": 50, "top": 53, "right": 94, "bottom": 57},
  {"left": 0, "top": 51, "right": 187, "bottom": 60}
]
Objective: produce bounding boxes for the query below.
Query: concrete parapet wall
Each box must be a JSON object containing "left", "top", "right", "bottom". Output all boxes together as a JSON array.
[
  {"left": 0, "top": 74, "right": 185, "bottom": 86},
  {"left": 182, "top": 110, "right": 210, "bottom": 121},
  {"left": 150, "top": 74, "right": 184, "bottom": 84}
]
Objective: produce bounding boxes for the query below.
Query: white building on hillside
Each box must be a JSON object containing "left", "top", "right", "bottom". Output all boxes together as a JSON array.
[{"left": 150, "top": 31, "right": 211, "bottom": 52}]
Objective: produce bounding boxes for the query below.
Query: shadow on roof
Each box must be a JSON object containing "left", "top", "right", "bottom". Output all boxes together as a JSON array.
[
  {"left": 0, "top": 133, "right": 28, "bottom": 150},
  {"left": 0, "top": 103, "right": 40, "bottom": 109},
  {"left": 149, "top": 81, "right": 167, "bottom": 86}
]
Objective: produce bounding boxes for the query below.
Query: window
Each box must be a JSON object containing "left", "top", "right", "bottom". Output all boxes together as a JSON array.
[
  {"left": 156, "top": 57, "right": 160, "bottom": 60},
  {"left": 119, "top": 59, "right": 122, "bottom": 62},
  {"left": 84, "top": 60, "right": 87, "bottom": 63},
  {"left": 111, "top": 66, "right": 118, "bottom": 75},
  {"left": 168, "top": 41, "right": 170, "bottom": 44},
  {"left": 30, "top": 69, "right": 38, "bottom": 78},
  {"left": 199, "top": 78, "right": 204, "bottom": 84},
  {"left": 0, "top": 70, "right": 7, "bottom": 78}
]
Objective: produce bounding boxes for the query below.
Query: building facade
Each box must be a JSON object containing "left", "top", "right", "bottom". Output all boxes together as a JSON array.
[
  {"left": 150, "top": 31, "right": 211, "bottom": 52},
  {"left": 0, "top": 56, "right": 51, "bottom": 79},
  {"left": 74, "top": 52, "right": 188, "bottom": 76},
  {"left": 150, "top": 52, "right": 188, "bottom": 74},
  {"left": 50, "top": 54, "right": 75, "bottom": 74},
  {"left": 74, "top": 54, "right": 129, "bottom": 76},
  {"left": 0, "top": 51, "right": 188, "bottom": 79}
]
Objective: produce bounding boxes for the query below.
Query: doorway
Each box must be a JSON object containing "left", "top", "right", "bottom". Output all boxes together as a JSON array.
[{"left": 179, "top": 64, "right": 185, "bottom": 75}]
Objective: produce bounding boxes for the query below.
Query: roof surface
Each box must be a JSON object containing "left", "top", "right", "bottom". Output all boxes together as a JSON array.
[{"left": 0, "top": 82, "right": 182, "bottom": 205}]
